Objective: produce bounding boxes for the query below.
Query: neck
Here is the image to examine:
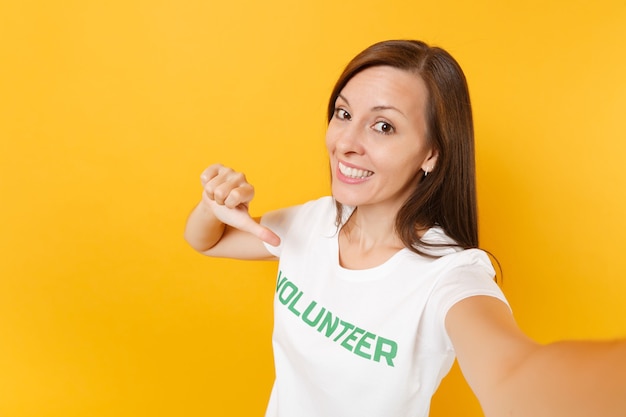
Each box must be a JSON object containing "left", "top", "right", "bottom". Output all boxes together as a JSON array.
[
  {"left": 342, "top": 206, "right": 403, "bottom": 251},
  {"left": 338, "top": 206, "right": 406, "bottom": 270}
]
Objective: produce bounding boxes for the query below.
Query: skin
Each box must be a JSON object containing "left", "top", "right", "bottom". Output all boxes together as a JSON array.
[
  {"left": 325, "top": 66, "right": 438, "bottom": 269},
  {"left": 184, "top": 65, "right": 626, "bottom": 416},
  {"left": 183, "top": 164, "right": 278, "bottom": 259},
  {"left": 326, "top": 66, "right": 436, "bottom": 213}
]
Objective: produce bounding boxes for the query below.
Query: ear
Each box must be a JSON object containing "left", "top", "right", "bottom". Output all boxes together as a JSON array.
[{"left": 421, "top": 147, "right": 439, "bottom": 175}]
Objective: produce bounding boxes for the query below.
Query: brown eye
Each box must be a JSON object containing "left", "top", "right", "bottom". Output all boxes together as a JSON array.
[
  {"left": 336, "top": 108, "right": 351, "bottom": 120},
  {"left": 373, "top": 121, "right": 394, "bottom": 134}
]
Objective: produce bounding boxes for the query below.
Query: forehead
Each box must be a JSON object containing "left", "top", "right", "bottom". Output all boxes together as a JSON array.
[{"left": 339, "top": 66, "right": 429, "bottom": 112}]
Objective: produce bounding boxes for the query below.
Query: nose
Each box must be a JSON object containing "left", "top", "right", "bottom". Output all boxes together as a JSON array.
[{"left": 329, "top": 122, "right": 365, "bottom": 156}]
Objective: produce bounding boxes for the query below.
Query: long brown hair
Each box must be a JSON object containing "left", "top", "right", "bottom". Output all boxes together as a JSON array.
[{"left": 328, "top": 40, "right": 478, "bottom": 254}]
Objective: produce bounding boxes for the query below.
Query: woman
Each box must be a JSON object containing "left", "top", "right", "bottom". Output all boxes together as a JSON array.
[{"left": 184, "top": 40, "right": 625, "bottom": 417}]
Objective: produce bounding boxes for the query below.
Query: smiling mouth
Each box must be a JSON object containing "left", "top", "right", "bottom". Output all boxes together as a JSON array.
[{"left": 338, "top": 162, "right": 374, "bottom": 179}]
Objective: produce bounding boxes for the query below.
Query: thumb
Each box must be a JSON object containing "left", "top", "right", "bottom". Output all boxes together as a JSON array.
[
  {"left": 257, "top": 225, "right": 281, "bottom": 247},
  {"left": 207, "top": 199, "right": 281, "bottom": 247},
  {"left": 238, "top": 216, "right": 281, "bottom": 247}
]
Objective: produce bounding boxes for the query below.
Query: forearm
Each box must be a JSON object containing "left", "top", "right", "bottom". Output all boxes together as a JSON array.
[
  {"left": 184, "top": 202, "right": 226, "bottom": 253},
  {"left": 488, "top": 339, "right": 626, "bottom": 417}
]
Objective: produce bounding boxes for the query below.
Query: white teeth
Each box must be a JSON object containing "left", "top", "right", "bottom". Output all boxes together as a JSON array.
[{"left": 339, "top": 162, "right": 373, "bottom": 179}]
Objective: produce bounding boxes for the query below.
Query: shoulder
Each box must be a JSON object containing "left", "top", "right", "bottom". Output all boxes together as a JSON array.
[
  {"left": 260, "top": 196, "right": 338, "bottom": 255},
  {"left": 261, "top": 196, "right": 336, "bottom": 228},
  {"left": 417, "top": 232, "right": 507, "bottom": 332},
  {"left": 419, "top": 227, "right": 493, "bottom": 269}
]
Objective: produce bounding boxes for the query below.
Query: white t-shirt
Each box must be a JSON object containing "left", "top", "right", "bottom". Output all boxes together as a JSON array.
[{"left": 261, "top": 196, "right": 507, "bottom": 417}]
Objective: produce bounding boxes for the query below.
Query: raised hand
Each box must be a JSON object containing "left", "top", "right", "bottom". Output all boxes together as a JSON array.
[{"left": 199, "top": 164, "right": 280, "bottom": 247}]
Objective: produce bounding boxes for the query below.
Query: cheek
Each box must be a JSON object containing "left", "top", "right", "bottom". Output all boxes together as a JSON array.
[
  {"left": 324, "top": 128, "right": 335, "bottom": 153},
  {"left": 392, "top": 151, "right": 426, "bottom": 179}
]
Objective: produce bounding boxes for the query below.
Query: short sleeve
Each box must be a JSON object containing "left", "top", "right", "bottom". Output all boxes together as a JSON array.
[
  {"left": 260, "top": 197, "right": 338, "bottom": 258},
  {"left": 260, "top": 204, "right": 303, "bottom": 257},
  {"left": 427, "top": 249, "right": 509, "bottom": 346}
]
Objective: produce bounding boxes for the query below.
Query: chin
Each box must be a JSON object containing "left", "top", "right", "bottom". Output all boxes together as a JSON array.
[{"left": 331, "top": 188, "right": 365, "bottom": 208}]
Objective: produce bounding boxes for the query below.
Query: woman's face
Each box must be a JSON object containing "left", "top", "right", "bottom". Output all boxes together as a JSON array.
[{"left": 326, "top": 65, "right": 438, "bottom": 212}]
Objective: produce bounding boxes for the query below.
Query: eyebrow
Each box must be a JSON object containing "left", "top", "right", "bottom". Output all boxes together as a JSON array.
[{"left": 337, "top": 94, "right": 407, "bottom": 118}]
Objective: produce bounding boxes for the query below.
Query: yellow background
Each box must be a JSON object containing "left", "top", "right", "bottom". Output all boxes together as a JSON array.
[{"left": 1, "top": 0, "right": 625, "bottom": 416}]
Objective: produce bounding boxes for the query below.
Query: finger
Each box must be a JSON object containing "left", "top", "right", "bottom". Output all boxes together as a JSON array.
[
  {"left": 205, "top": 199, "right": 279, "bottom": 246},
  {"left": 222, "top": 183, "right": 254, "bottom": 209},
  {"left": 236, "top": 216, "right": 281, "bottom": 247},
  {"left": 258, "top": 227, "right": 281, "bottom": 247},
  {"left": 205, "top": 171, "right": 249, "bottom": 206},
  {"left": 200, "top": 164, "right": 222, "bottom": 186},
  {"left": 203, "top": 171, "right": 233, "bottom": 202}
]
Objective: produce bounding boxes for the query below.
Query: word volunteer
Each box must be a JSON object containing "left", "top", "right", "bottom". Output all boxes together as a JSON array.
[{"left": 275, "top": 271, "right": 399, "bottom": 367}]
